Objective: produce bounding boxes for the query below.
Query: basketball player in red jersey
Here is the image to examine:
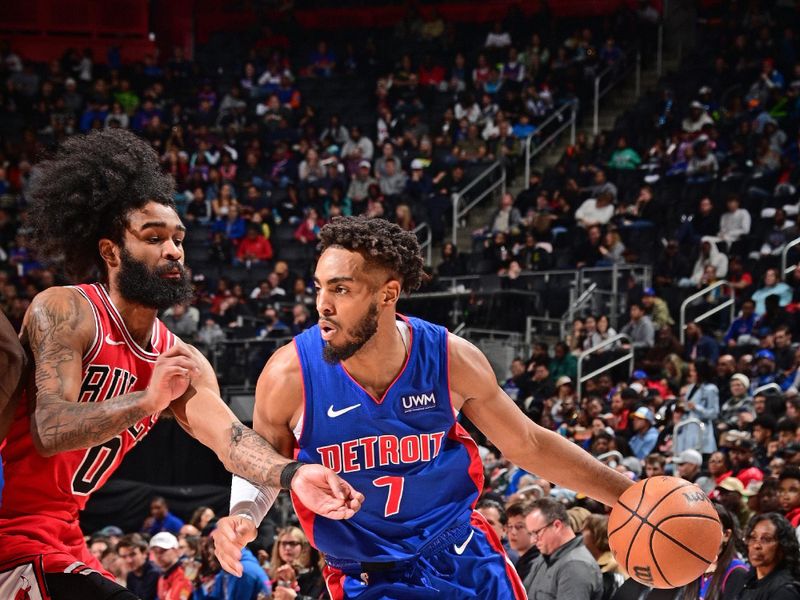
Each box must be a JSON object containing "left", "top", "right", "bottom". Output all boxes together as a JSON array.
[{"left": 0, "top": 129, "right": 363, "bottom": 600}]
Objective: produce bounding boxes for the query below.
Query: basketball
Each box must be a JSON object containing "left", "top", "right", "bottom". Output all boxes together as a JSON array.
[{"left": 608, "top": 476, "right": 722, "bottom": 589}]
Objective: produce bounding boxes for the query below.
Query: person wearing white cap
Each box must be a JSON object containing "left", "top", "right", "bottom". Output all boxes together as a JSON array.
[
  {"left": 682, "top": 100, "right": 713, "bottom": 133},
  {"left": 150, "top": 532, "right": 192, "bottom": 600},
  {"left": 629, "top": 406, "right": 658, "bottom": 460},
  {"left": 720, "top": 373, "right": 753, "bottom": 432},
  {"left": 673, "top": 449, "right": 703, "bottom": 483},
  {"left": 346, "top": 159, "right": 377, "bottom": 205}
]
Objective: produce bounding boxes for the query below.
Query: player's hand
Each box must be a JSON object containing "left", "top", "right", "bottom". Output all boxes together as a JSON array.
[
  {"left": 142, "top": 343, "right": 201, "bottom": 413},
  {"left": 211, "top": 515, "right": 257, "bottom": 577},
  {"left": 291, "top": 464, "right": 365, "bottom": 520}
]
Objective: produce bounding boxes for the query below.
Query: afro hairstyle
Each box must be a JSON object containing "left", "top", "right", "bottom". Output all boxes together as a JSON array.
[{"left": 26, "top": 128, "right": 176, "bottom": 280}]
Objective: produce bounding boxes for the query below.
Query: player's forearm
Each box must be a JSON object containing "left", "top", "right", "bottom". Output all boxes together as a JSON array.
[
  {"left": 32, "top": 390, "right": 151, "bottom": 455},
  {"left": 177, "top": 386, "right": 292, "bottom": 487},
  {"left": 518, "top": 425, "right": 633, "bottom": 506},
  {"left": 225, "top": 421, "right": 293, "bottom": 487}
]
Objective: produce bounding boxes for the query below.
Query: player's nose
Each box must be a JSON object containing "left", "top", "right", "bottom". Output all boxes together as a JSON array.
[{"left": 163, "top": 238, "right": 183, "bottom": 261}]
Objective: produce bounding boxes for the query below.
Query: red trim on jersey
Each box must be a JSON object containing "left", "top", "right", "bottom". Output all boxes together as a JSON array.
[
  {"left": 471, "top": 511, "right": 528, "bottom": 600},
  {"left": 290, "top": 443, "right": 317, "bottom": 549},
  {"left": 322, "top": 565, "right": 346, "bottom": 600},
  {"left": 448, "top": 422, "right": 484, "bottom": 506},
  {"left": 70, "top": 286, "right": 103, "bottom": 365},
  {"left": 444, "top": 330, "right": 484, "bottom": 504},
  {"left": 93, "top": 284, "right": 159, "bottom": 362},
  {"left": 338, "top": 314, "right": 414, "bottom": 405},
  {"left": 293, "top": 339, "right": 310, "bottom": 447}
]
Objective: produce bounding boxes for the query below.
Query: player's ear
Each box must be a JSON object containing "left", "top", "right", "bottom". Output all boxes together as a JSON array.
[
  {"left": 98, "top": 238, "right": 120, "bottom": 269},
  {"left": 382, "top": 279, "right": 402, "bottom": 306}
]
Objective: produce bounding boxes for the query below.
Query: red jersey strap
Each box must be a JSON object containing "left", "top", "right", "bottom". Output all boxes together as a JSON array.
[{"left": 68, "top": 285, "right": 103, "bottom": 365}]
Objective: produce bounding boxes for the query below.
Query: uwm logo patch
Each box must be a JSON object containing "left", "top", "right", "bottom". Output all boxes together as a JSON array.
[{"left": 401, "top": 391, "right": 437, "bottom": 413}]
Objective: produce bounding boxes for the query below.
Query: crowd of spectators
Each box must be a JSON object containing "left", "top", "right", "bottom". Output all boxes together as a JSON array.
[
  {"left": 85, "top": 496, "right": 326, "bottom": 599},
  {"left": 4, "top": 1, "right": 800, "bottom": 599},
  {"left": 0, "top": 5, "right": 654, "bottom": 379}
]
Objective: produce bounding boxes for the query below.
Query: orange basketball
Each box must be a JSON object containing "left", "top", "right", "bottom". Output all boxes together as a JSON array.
[{"left": 608, "top": 476, "right": 722, "bottom": 589}]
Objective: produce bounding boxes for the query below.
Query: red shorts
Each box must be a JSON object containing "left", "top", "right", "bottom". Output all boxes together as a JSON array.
[{"left": 0, "top": 514, "right": 111, "bottom": 579}]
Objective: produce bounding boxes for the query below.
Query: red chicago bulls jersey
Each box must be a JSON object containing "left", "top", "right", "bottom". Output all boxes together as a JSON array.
[{"left": 0, "top": 283, "right": 175, "bottom": 521}]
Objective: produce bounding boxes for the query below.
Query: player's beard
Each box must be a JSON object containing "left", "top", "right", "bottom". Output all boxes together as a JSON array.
[
  {"left": 116, "top": 248, "right": 194, "bottom": 310},
  {"left": 322, "top": 301, "right": 379, "bottom": 364}
]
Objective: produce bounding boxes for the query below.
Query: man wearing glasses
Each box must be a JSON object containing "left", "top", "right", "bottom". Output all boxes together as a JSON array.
[{"left": 522, "top": 498, "right": 603, "bottom": 599}]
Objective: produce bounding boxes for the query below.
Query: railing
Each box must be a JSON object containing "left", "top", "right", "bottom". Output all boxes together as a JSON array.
[
  {"left": 523, "top": 100, "right": 578, "bottom": 187},
  {"left": 593, "top": 50, "right": 642, "bottom": 135},
  {"left": 565, "top": 281, "right": 598, "bottom": 325},
  {"left": 780, "top": 236, "right": 800, "bottom": 278},
  {"left": 413, "top": 221, "right": 433, "bottom": 266},
  {"left": 451, "top": 161, "right": 506, "bottom": 245},
  {"left": 576, "top": 333, "right": 633, "bottom": 397},
  {"left": 679, "top": 280, "right": 736, "bottom": 344},
  {"left": 673, "top": 418, "right": 706, "bottom": 455},
  {"left": 525, "top": 315, "right": 566, "bottom": 345}
]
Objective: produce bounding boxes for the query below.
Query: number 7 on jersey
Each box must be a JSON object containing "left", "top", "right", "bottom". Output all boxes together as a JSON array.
[{"left": 373, "top": 476, "right": 404, "bottom": 517}]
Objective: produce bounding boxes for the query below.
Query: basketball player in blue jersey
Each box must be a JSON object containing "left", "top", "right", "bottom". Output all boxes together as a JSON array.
[{"left": 213, "top": 216, "right": 634, "bottom": 599}]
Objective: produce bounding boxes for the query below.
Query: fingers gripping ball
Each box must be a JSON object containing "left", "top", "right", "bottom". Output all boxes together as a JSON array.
[{"left": 608, "top": 476, "right": 722, "bottom": 589}]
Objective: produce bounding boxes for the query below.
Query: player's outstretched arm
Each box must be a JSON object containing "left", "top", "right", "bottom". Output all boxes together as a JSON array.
[
  {"left": 26, "top": 288, "right": 200, "bottom": 455},
  {"left": 169, "top": 344, "right": 363, "bottom": 513},
  {"left": 203, "top": 344, "right": 364, "bottom": 576},
  {"left": 450, "top": 334, "right": 633, "bottom": 506},
  {"left": 0, "top": 308, "right": 26, "bottom": 441}
]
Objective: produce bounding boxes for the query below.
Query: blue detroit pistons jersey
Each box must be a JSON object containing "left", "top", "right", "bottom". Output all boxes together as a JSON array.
[{"left": 292, "top": 315, "right": 484, "bottom": 563}]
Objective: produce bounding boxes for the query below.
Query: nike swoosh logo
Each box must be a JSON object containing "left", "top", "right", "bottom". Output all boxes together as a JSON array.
[
  {"left": 104, "top": 334, "right": 125, "bottom": 346},
  {"left": 453, "top": 530, "right": 474, "bottom": 555},
  {"left": 327, "top": 403, "right": 361, "bottom": 418}
]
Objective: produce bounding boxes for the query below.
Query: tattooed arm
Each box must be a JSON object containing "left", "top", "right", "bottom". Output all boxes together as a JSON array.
[
  {"left": 169, "top": 343, "right": 293, "bottom": 486},
  {"left": 26, "top": 287, "right": 199, "bottom": 456},
  {"left": 0, "top": 309, "right": 26, "bottom": 442}
]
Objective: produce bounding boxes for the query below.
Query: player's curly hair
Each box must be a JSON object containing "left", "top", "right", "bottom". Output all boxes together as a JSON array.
[
  {"left": 26, "top": 129, "right": 175, "bottom": 280},
  {"left": 318, "top": 216, "right": 425, "bottom": 293}
]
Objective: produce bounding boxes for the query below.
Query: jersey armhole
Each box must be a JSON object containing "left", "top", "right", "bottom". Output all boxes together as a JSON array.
[
  {"left": 292, "top": 338, "right": 310, "bottom": 446},
  {"left": 68, "top": 286, "right": 103, "bottom": 364}
]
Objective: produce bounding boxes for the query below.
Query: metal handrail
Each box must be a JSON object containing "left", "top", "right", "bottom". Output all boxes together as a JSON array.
[
  {"left": 780, "top": 236, "right": 800, "bottom": 278},
  {"left": 593, "top": 50, "right": 641, "bottom": 134},
  {"left": 451, "top": 162, "right": 506, "bottom": 244},
  {"left": 753, "top": 383, "right": 782, "bottom": 396},
  {"left": 679, "top": 280, "right": 736, "bottom": 344},
  {"left": 524, "top": 100, "right": 578, "bottom": 187},
  {"left": 565, "top": 282, "right": 598, "bottom": 324},
  {"left": 525, "top": 315, "right": 566, "bottom": 346},
  {"left": 673, "top": 418, "right": 706, "bottom": 455},
  {"left": 576, "top": 333, "right": 633, "bottom": 397},
  {"left": 413, "top": 221, "right": 433, "bottom": 266}
]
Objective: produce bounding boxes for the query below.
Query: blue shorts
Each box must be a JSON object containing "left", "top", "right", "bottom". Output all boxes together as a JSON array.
[{"left": 323, "top": 512, "right": 526, "bottom": 599}]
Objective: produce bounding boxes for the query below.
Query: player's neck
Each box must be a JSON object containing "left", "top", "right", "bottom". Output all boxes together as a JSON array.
[
  {"left": 106, "top": 285, "right": 159, "bottom": 348},
  {"left": 342, "top": 315, "right": 407, "bottom": 399}
]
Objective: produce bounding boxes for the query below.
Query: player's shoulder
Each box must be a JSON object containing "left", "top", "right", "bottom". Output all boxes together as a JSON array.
[
  {"left": 25, "top": 286, "right": 95, "bottom": 337},
  {"left": 261, "top": 342, "right": 302, "bottom": 380},
  {"left": 254, "top": 342, "right": 304, "bottom": 424}
]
